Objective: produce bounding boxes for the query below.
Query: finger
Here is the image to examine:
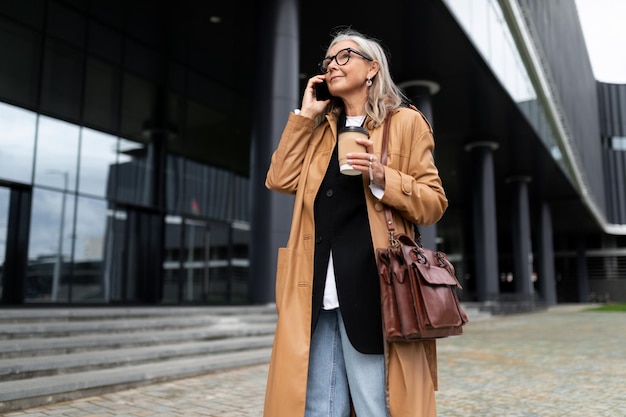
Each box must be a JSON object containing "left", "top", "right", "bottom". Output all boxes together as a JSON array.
[
  {"left": 355, "top": 138, "right": 374, "bottom": 153},
  {"left": 346, "top": 152, "right": 370, "bottom": 161}
]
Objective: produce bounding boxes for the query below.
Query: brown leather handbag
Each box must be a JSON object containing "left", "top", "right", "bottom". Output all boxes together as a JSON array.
[{"left": 376, "top": 111, "right": 468, "bottom": 341}]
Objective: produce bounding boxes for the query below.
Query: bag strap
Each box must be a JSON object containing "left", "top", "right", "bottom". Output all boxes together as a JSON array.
[
  {"left": 380, "top": 110, "right": 422, "bottom": 248},
  {"left": 381, "top": 111, "right": 392, "bottom": 166},
  {"left": 380, "top": 114, "right": 399, "bottom": 247}
]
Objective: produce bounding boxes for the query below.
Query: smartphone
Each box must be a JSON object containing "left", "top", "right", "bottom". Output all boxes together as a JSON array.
[{"left": 315, "top": 81, "right": 332, "bottom": 101}]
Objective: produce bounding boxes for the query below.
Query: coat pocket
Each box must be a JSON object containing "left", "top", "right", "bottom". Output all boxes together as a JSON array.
[{"left": 274, "top": 247, "right": 313, "bottom": 314}]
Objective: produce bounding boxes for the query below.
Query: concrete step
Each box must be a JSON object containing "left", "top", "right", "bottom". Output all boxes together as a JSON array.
[
  {"left": 0, "top": 303, "right": 488, "bottom": 412},
  {"left": 0, "top": 305, "right": 277, "bottom": 413},
  {"left": 0, "top": 305, "right": 277, "bottom": 324},
  {"left": 0, "top": 347, "right": 273, "bottom": 413},
  {"left": 0, "top": 321, "right": 276, "bottom": 358},
  {"left": 0, "top": 307, "right": 277, "bottom": 339},
  {"left": 0, "top": 334, "right": 275, "bottom": 381}
]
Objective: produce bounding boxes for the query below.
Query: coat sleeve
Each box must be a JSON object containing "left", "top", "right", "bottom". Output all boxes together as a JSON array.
[
  {"left": 379, "top": 109, "right": 448, "bottom": 226},
  {"left": 265, "top": 113, "right": 317, "bottom": 194}
]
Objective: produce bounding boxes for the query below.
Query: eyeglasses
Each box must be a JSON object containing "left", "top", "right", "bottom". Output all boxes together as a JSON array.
[{"left": 318, "top": 47, "right": 373, "bottom": 73}]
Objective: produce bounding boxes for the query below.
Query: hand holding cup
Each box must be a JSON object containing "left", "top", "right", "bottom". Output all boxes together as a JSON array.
[{"left": 338, "top": 126, "right": 369, "bottom": 175}]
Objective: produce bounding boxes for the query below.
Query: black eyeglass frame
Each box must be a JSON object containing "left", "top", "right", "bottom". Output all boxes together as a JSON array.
[{"left": 318, "top": 47, "right": 373, "bottom": 73}]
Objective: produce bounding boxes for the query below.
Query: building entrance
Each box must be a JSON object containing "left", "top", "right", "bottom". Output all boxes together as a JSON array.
[
  {"left": 103, "top": 207, "right": 165, "bottom": 304},
  {"left": 162, "top": 217, "right": 212, "bottom": 303}
]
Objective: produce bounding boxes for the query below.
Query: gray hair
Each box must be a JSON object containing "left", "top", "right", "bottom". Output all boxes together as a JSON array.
[{"left": 318, "top": 28, "right": 407, "bottom": 129}]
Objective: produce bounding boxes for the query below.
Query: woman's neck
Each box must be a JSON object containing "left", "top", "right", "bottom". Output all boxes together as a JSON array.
[{"left": 342, "top": 95, "right": 367, "bottom": 117}]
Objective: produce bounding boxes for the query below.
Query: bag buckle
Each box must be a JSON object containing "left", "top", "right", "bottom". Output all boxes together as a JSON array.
[{"left": 389, "top": 231, "right": 400, "bottom": 247}]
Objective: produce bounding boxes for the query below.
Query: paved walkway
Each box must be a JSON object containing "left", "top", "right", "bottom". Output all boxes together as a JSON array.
[{"left": 5, "top": 305, "right": 625, "bottom": 416}]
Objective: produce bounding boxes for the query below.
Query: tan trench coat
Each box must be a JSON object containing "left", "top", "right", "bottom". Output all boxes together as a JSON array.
[{"left": 264, "top": 107, "right": 448, "bottom": 417}]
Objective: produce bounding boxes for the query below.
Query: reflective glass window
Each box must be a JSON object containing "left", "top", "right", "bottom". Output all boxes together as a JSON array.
[
  {"left": 34, "top": 116, "right": 79, "bottom": 192},
  {"left": 443, "top": 0, "right": 569, "bottom": 178},
  {"left": 102, "top": 209, "right": 127, "bottom": 302},
  {"left": 163, "top": 215, "right": 183, "bottom": 303},
  {"left": 0, "top": 0, "right": 44, "bottom": 28},
  {"left": 231, "top": 222, "right": 250, "bottom": 260},
  {"left": 125, "top": 39, "right": 159, "bottom": 82},
  {"left": 182, "top": 159, "right": 209, "bottom": 217},
  {"left": 443, "top": 0, "right": 535, "bottom": 103},
  {"left": 182, "top": 219, "right": 210, "bottom": 302},
  {"left": 41, "top": 38, "right": 83, "bottom": 121},
  {"left": 166, "top": 155, "right": 185, "bottom": 213},
  {"left": 84, "top": 57, "right": 120, "bottom": 132},
  {"left": 46, "top": 1, "right": 86, "bottom": 48},
  {"left": 88, "top": 21, "right": 123, "bottom": 63},
  {"left": 0, "top": 102, "right": 36, "bottom": 184},
  {"left": 114, "top": 138, "right": 151, "bottom": 206},
  {"left": 79, "top": 128, "right": 118, "bottom": 198},
  {"left": 182, "top": 159, "right": 234, "bottom": 220},
  {"left": 230, "top": 222, "right": 250, "bottom": 303},
  {"left": 207, "top": 221, "right": 230, "bottom": 302},
  {"left": 73, "top": 195, "right": 108, "bottom": 302},
  {"left": 26, "top": 187, "right": 76, "bottom": 303},
  {"left": 162, "top": 216, "right": 213, "bottom": 303},
  {"left": 0, "top": 17, "right": 41, "bottom": 107},
  {"left": 233, "top": 175, "right": 250, "bottom": 222},
  {"left": 120, "top": 72, "right": 155, "bottom": 142}
]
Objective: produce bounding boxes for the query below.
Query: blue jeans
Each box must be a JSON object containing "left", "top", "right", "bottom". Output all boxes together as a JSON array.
[{"left": 305, "top": 309, "right": 389, "bottom": 417}]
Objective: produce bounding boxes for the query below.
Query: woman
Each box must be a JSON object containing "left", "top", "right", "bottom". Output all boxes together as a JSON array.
[{"left": 264, "top": 29, "right": 448, "bottom": 416}]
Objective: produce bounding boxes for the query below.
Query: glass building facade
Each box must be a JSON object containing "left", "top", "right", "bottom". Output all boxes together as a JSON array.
[
  {"left": 0, "top": 1, "right": 252, "bottom": 304},
  {"left": 1, "top": 0, "right": 625, "bottom": 307}
]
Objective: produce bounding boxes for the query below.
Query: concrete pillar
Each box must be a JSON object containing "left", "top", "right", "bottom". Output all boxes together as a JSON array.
[
  {"left": 576, "top": 238, "right": 590, "bottom": 302},
  {"left": 536, "top": 201, "right": 557, "bottom": 305},
  {"left": 506, "top": 176, "right": 534, "bottom": 299},
  {"left": 2, "top": 187, "right": 32, "bottom": 304},
  {"left": 140, "top": 87, "right": 173, "bottom": 304},
  {"left": 464, "top": 141, "right": 500, "bottom": 301},
  {"left": 398, "top": 80, "right": 440, "bottom": 249},
  {"left": 249, "top": 0, "right": 299, "bottom": 304}
]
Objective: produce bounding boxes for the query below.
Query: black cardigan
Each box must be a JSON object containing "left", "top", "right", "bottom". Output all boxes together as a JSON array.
[{"left": 311, "top": 135, "right": 383, "bottom": 354}]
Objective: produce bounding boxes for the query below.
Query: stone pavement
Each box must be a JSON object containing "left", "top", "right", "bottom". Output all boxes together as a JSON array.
[{"left": 5, "top": 304, "right": 625, "bottom": 417}]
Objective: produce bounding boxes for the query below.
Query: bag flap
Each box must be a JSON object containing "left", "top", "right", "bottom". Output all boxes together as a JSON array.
[{"left": 414, "top": 262, "right": 460, "bottom": 286}]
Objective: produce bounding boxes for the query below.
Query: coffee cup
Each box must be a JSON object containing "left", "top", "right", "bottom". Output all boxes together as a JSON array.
[{"left": 337, "top": 126, "right": 369, "bottom": 175}]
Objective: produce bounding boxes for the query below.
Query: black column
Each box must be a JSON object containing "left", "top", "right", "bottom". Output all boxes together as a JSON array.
[
  {"left": 536, "top": 201, "right": 557, "bottom": 305},
  {"left": 132, "top": 136, "right": 166, "bottom": 304},
  {"left": 139, "top": 82, "right": 172, "bottom": 304},
  {"left": 576, "top": 237, "right": 590, "bottom": 302},
  {"left": 399, "top": 80, "right": 440, "bottom": 249},
  {"left": 507, "top": 176, "right": 534, "bottom": 301},
  {"left": 464, "top": 142, "right": 500, "bottom": 302},
  {"left": 2, "top": 186, "right": 32, "bottom": 305},
  {"left": 249, "top": 0, "right": 299, "bottom": 304}
]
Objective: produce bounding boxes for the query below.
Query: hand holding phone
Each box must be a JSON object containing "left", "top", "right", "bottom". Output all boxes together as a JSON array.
[{"left": 315, "top": 81, "right": 332, "bottom": 101}]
